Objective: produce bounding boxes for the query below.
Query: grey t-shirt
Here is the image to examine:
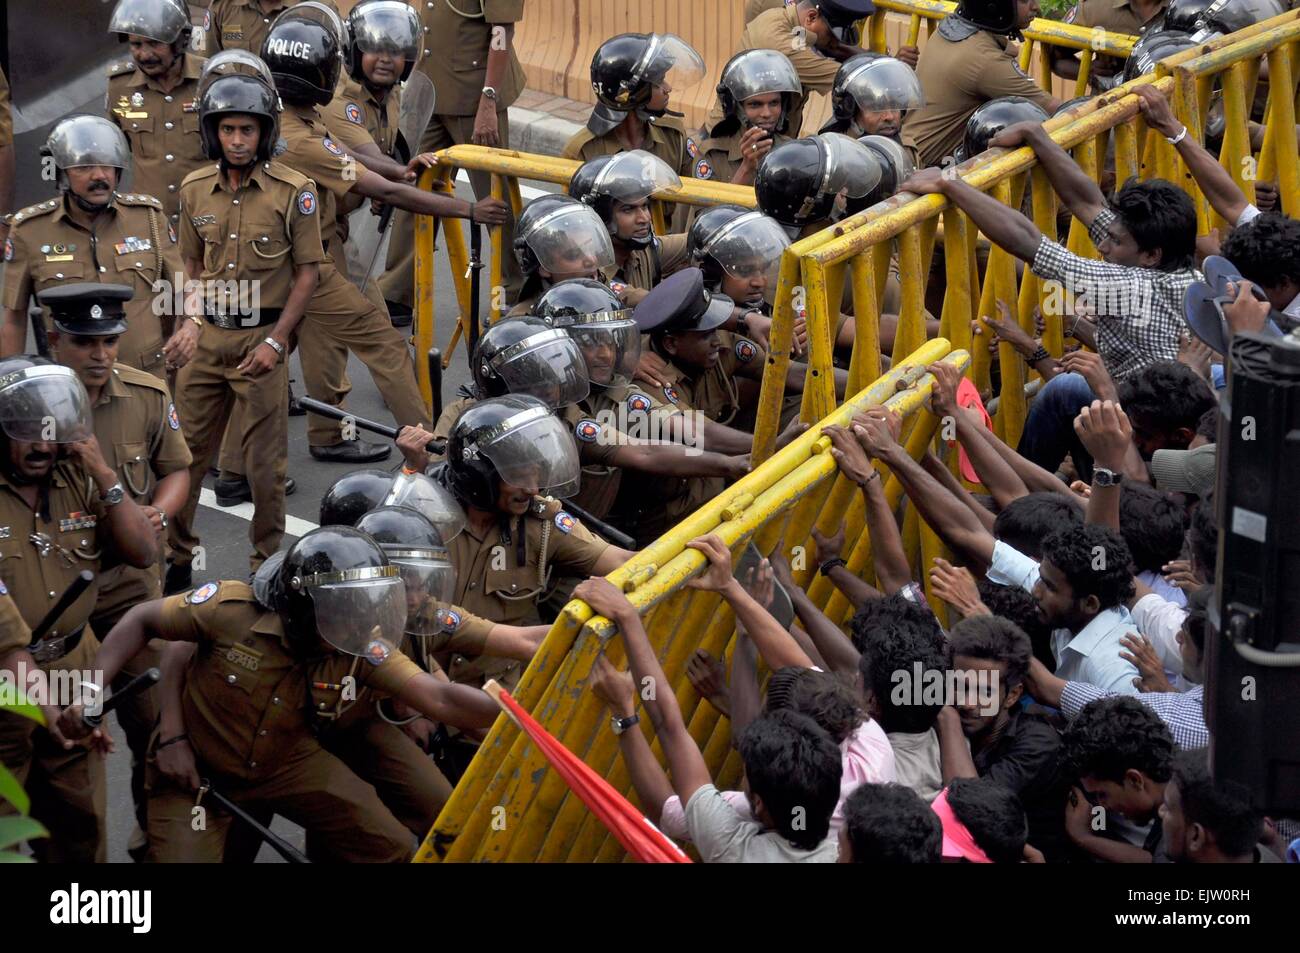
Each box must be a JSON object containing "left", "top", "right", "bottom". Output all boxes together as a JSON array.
[
  {"left": 887, "top": 729, "right": 944, "bottom": 802},
  {"left": 684, "top": 784, "right": 839, "bottom": 863}
]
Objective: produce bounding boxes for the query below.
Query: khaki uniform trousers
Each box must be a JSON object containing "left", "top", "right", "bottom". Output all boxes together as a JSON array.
[
  {"left": 0, "top": 633, "right": 107, "bottom": 863},
  {"left": 378, "top": 110, "right": 522, "bottom": 309},
  {"left": 169, "top": 322, "right": 289, "bottom": 572}
]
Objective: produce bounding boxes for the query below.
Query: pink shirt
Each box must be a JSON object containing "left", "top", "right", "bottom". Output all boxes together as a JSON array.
[{"left": 658, "top": 717, "right": 898, "bottom": 839}]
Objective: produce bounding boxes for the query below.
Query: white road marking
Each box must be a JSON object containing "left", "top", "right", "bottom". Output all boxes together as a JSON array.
[
  {"left": 455, "top": 169, "right": 549, "bottom": 200},
  {"left": 198, "top": 488, "right": 319, "bottom": 538}
]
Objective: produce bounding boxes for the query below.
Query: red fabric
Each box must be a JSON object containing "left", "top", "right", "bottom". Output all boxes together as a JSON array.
[
  {"left": 495, "top": 687, "right": 692, "bottom": 863},
  {"left": 954, "top": 377, "right": 994, "bottom": 484}
]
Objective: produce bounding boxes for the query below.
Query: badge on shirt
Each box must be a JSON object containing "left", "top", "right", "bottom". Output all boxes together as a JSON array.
[
  {"left": 363, "top": 639, "right": 391, "bottom": 666},
  {"left": 202, "top": 9, "right": 211, "bottom": 29},
  {"left": 114, "top": 236, "right": 152, "bottom": 255},
  {"left": 297, "top": 190, "right": 317, "bottom": 216},
  {"left": 131, "top": 92, "right": 145, "bottom": 108},
  {"left": 686, "top": 137, "right": 700, "bottom": 159},
  {"left": 344, "top": 102, "right": 364, "bottom": 125},
  {"left": 167, "top": 221, "right": 177, "bottom": 244},
  {"left": 694, "top": 158, "right": 713, "bottom": 180},
  {"left": 554, "top": 511, "right": 577, "bottom": 534},
  {"left": 3, "top": 238, "right": 11, "bottom": 263},
  {"left": 182, "top": 99, "right": 199, "bottom": 113},
  {"left": 167, "top": 402, "right": 180, "bottom": 430},
  {"left": 663, "top": 383, "right": 680, "bottom": 405},
  {"left": 191, "top": 214, "right": 217, "bottom": 227},
  {"left": 225, "top": 644, "right": 261, "bottom": 671},
  {"left": 0, "top": 579, "right": 7, "bottom": 595},
  {"left": 734, "top": 338, "right": 758, "bottom": 363},
  {"left": 189, "top": 581, "right": 219, "bottom": 605},
  {"left": 322, "top": 137, "right": 345, "bottom": 157},
  {"left": 574, "top": 418, "right": 601, "bottom": 443},
  {"left": 0, "top": 526, "right": 10, "bottom": 540},
  {"left": 436, "top": 607, "right": 462, "bottom": 632},
  {"left": 59, "top": 513, "right": 97, "bottom": 533},
  {"left": 626, "top": 393, "right": 652, "bottom": 414}
]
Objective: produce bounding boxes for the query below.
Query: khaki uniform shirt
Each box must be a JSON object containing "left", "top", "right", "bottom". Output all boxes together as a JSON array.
[
  {"left": 745, "top": 0, "right": 794, "bottom": 22},
  {"left": 106, "top": 53, "right": 208, "bottom": 225},
  {"left": 89, "top": 364, "right": 192, "bottom": 623},
  {"left": 162, "top": 579, "right": 421, "bottom": 782},
  {"left": 0, "top": 463, "right": 109, "bottom": 652},
  {"left": 903, "top": 28, "right": 1055, "bottom": 169},
  {"left": 177, "top": 160, "right": 324, "bottom": 308},
  {"left": 415, "top": 0, "right": 526, "bottom": 116},
  {"left": 0, "top": 66, "right": 12, "bottom": 148},
  {"left": 321, "top": 77, "right": 401, "bottom": 220},
  {"left": 563, "top": 115, "right": 696, "bottom": 183},
  {"left": 207, "top": 0, "right": 338, "bottom": 54},
  {"left": 3, "top": 193, "right": 183, "bottom": 378},
  {"left": 601, "top": 233, "right": 690, "bottom": 307},
  {"left": 277, "top": 103, "right": 372, "bottom": 253},
  {"left": 0, "top": 585, "right": 30, "bottom": 655},
  {"left": 1066, "top": 0, "right": 1165, "bottom": 35},
  {"left": 695, "top": 128, "right": 795, "bottom": 185}
]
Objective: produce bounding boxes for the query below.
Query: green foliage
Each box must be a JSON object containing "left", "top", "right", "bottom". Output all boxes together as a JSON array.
[
  {"left": 1037, "top": 0, "right": 1076, "bottom": 20},
  {"left": 0, "top": 684, "right": 49, "bottom": 861}
]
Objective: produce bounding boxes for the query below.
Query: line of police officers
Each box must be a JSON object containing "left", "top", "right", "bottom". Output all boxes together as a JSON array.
[{"left": 0, "top": 0, "right": 1273, "bottom": 862}]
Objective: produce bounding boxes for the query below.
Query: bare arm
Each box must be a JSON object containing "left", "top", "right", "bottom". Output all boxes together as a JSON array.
[
  {"left": 610, "top": 442, "right": 748, "bottom": 480},
  {"left": 481, "top": 623, "right": 548, "bottom": 662},
  {"left": 592, "top": 545, "right": 637, "bottom": 576},
  {"left": 2, "top": 307, "right": 26, "bottom": 357},
  {"left": 786, "top": 584, "right": 861, "bottom": 677},
  {"left": 663, "top": 412, "right": 753, "bottom": 455},
  {"left": 727, "top": 631, "right": 763, "bottom": 745},
  {"left": 934, "top": 706, "right": 980, "bottom": 783},
  {"left": 395, "top": 673, "right": 500, "bottom": 730},
  {"left": 997, "top": 122, "right": 1107, "bottom": 226},
  {"left": 353, "top": 169, "right": 487, "bottom": 221},
  {"left": 902, "top": 169, "right": 1044, "bottom": 264},
  {"left": 920, "top": 451, "right": 999, "bottom": 532}
]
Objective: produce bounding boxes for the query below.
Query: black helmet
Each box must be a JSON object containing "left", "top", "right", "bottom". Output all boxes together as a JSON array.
[
  {"left": 198, "top": 74, "right": 281, "bottom": 162},
  {"left": 445, "top": 395, "right": 582, "bottom": 511},
  {"left": 512, "top": 198, "right": 615, "bottom": 279},
  {"left": 275, "top": 526, "right": 406, "bottom": 659},
  {"left": 713, "top": 49, "right": 802, "bottom": 137},
  {"left": 532, "top": 279, "right": 640, "bottom": 389},
  {"left": 262, "top": 8, "right": 342, "bottom": 107},
  {"left": 590, "top": 32, "right": 705, "bottom": 114},
  {"left": 1122, "top": 29, "right": 1201, "bottom": 80},
  {"left": 568, "top": 150, "right": 681, "bottom": 246},
  {"left": 472, "top": 315, "right": 591, "bottom": 408},
  {"left": 513, "top": 194, "right": 580, "bottom": 275},
  {"left": 1164, "top": 0, "right": 1215, "bottom": 30},
  {"left": 354, "top": 505, "right": 455, "bottom": 633},
  {"left": 955, "top": 0, "right": 1019, "bottom": 33},
  {"left": 957, "top": 96, "right": 1050, "bottom": 162},
  {"left": 319, "top": 467, "right": 394, "bottom": 526},
  {"left": 755, "top": 134, "right": 883, "bottom": 233},
  {"left": 108, "top": 0, "right": 192, "bottom": 50},
  {"left": 0, "top": 356, "right": 94, "bottom": 446},
  {"left": 688, "top": 206, "right": 790, "bottom": 294},
  {"left": 823, "top": 56, "right": 924, "bottom": 137},
  {"left": 1173, "top": 0, "right": 1285, "bottom": 38},
  {"left": 41, "top": 116, "right": 131, "bottom": 193},
  {"left": 824, "top": 53, "right": 885, "bottom": 132},
  {"left": 857, "top": 134, "right": 916, "bottom": 207},
  {"left": 344, "top": 0, "right": 421, "bottom": 84},
  {"left": 688, "top": 204, "right": 750, "bottom": 286}
]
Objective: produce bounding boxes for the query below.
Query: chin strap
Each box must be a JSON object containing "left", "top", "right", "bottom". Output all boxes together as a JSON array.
[{"left": 68, "top": 191, "right": 112, "bottom": 214}]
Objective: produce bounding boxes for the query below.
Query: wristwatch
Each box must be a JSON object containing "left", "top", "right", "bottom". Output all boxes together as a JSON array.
[
  {"left": 481, "top": 85, "right": 498, "bottom": 102},
  {"left": 1092, "top": 467, "right": 1123, "bottom": 488},
  {"left": 100, "top": 482, "right": 126, "bottom": 506},
  {"left": 610, "top": 713, "right": 640, "bottom": 736}
]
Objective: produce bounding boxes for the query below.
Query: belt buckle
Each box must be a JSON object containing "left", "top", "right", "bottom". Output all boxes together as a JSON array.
[{"left": 31, "top": 635, "right": 67, "bottom": 664}]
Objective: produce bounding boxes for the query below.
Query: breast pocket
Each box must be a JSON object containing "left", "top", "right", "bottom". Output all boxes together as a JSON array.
[
  {"left": 484, "top": 564, "right": 545, "bottom": 612},
  {"left": 196, "top": 642, "right": 259, "bottom": 704},
  {"left": 114, "top": 440, "right": 154, "bottom": 499},
  {"left": 32, "top": 262, "right": 86, "bottom": 286},
  {"left": 124, "top": 114, "right": 158, "bottom": 158},
  {"left": 244, "top": 225, "right": 290, "bottom": 271}
]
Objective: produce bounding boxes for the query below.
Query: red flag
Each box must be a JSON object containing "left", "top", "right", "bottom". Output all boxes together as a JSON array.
[{"left": 487, "top": 682, "right": 691, "bottom": 863}]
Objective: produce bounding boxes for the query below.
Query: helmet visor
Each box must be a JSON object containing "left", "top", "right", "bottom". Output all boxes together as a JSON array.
[
  {"left": 637, "top": 34, "right": 706, "bottom": 91},
  {"left": 859, "top": 134, "right": 915, "bottom": 197},
  {"left": 490, "top": 328, "right": 591, "bottom": 409},
  {"left": 723, "top": 50, "right": 802, "bottom": 102},
  {"left": 48, "top": 117, "right": 130, "bottom": 171},
  {"left": 592, "top": 150, "right": 682, "bottom": 204},
  {"left": 199, "top": 50, "right": 277, "bottom": 93},
  {"left": 474, "top": 404, "right": 582, "bottom": 499},
  {"left": 526, "top": 206, "right": 616, "bottom": 276},
  {"left": 566, "top": 315, "right": 641, "bottom": 388},
  {"left": 383, "top": 472, "right": 467, "bottom": 541},
  {"left": 843, "top": 58, "right": 925, "bottom": 114},
  {"left": 817, "top": 132, "right": 882, "bottom": 200},
  {"left": 0, "top": 365, "right": 94, "bottom": 443},
  {"left": 350, "top": 1, "right": 421, "bottom": 60},
  {"left": 109, "top": 0, "right": 189, "bottom": 43},
  {"left": 702, "top": 210, "right": 791, "bottom": 287},
  {"left": 274, "top": 0, "right": 344, "bottom": 43},
  {"left": 308, "top": 572, "right": 407, "bottom": 657},
  {"left": 389, "top": 552, "right": 456, "bottom": 636}
]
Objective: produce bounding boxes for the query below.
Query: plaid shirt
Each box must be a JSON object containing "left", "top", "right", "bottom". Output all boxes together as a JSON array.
[
  {"left": 1060, "top": 681, "right": 1208, "bottom": 750},
  {"left": 1030, "top": 208, "right": 1199, "bottom": 380}
]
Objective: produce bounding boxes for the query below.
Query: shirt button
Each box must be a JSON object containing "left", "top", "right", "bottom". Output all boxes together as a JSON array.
[
  {"left": 55, "top": 272, "right": 64, "bottom": 279},
  {"left": 165, "top": 121, "right": 174, "bottom": 130},
  {"left": 226, "top": 674, "right": 237, "bottom": 684},
  {"left": 99, "top": 266, "right": 107, "bottom": 273},
  {"left": 227, "top": 263, "right": 235, "bottom": 270},
  {"left": 230, "top": 233, "right": 238, "bottom": 239},
  {"left": 232, "top": 199, "right": 240, "bottom": 205},
  {"left": 273, "top": 696, "right": 281, "bottom": 705},
  {"left": 318, "top": 702, "right": 327, "bottom": 710},
  {"left": 258, "top": 729, "right": 267, "bottom": 736},
  {"left": 48, "top": 591, "right": 56, "bottom": 598},
  {"left": 249, "top": 761, "right": 257, "bottom": 768},
  {"left": 164, "top": 95, "right": 173, "bottom": 103},
  {"left": 168, "top": 184, "right": 177, "bottom": 192},
  {"left": 165, "top": 154, "right": 174, "bottom": 162}
]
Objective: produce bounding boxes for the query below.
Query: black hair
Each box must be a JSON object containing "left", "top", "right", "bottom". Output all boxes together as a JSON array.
[
  {"left": 1111, "top": 178, "right": 1196, "bottom": 272},
  {"left": 947, "top": 615, "right": 1032, "bottom": 690},
  {"left": 764, "top": 667, "right": 812, "bottom": 715},
  {"left": 848, "top": 592, "right": 943, "bottom": 655},
  {"left": 1039, "top": 523, "right": 1136, "bottom": 610},
  {"left": 1196, "top": 407, "right": 1218, "bottom": 444},
  {"left": 945, "top": 777, "right": 1028, "bottom": 864},
  {"left": 737, "top": 709, "right": 843, "bottom": 851},
  {"left": 992, "top": 492, "right": 1083, "bottom": 559},
  {"left": 1118, "top": 483, "right": 1189, "bottom": 574},
  {"left": 841, "top": 783, "right": 942, "bottom": 863},
  {"left": 1189, "top": 496, "right": 1218, "bottom": 583},
  {"left": 1170, "top": 749, "right": 1263, "bottom": 859},
  {"left": 1221, "top": 211, "right": 1300, "bottom": 290},
  {"left": 1116, "top": 361, "right": 1216, "bottom": 442},
  {"left": 977, "top": 578, "right": 1055, "bottom": 668},
  {"left": 1061, "top": 696, "right": 1176, "bottom": 784},
  {"left": 1182, "top": 585, "right": 1212, "bottom": 657},
  {"left": 783, "top": 669, "right": 864, "bottom": 744},
  {"left": 857, "top": 618, "right": 949, "bottom": 734}
]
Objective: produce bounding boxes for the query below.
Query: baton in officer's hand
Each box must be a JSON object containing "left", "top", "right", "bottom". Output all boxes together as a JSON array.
[
  {"left": 81, "top": 668, "right": 160, "bottom": 729},
  {"left": 29, "top": 570, "right": 95, "bottom": 645},
  {"left": 199, "top": 780, "right": 311, "bottom": 864},
  {"left": 295, "top": 397, "right": 447, "bottom": 455}
]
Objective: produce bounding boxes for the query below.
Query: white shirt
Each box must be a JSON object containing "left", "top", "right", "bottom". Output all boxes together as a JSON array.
[
  {"left": 1235, "top": 204, "right": 1300, "bottom": 317},
  {"left": 683, "top": 784, "right": 839, "bottom": 863}
]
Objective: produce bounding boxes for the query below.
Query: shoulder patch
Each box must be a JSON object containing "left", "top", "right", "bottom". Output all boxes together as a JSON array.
[
  {"left": 322, "top": 137, "right": 345, "bottom": 157},
  {"left": 109, "top": 59, "right": 136, "bottom": 77},
  {"left": 344, "top": 102, "right": 364, "bottom": 125},
  {"left": 189, "top": 581, "right": 219, "bottom": 605},
  {"left": 3, "top": 238, "right": 12, "bottom": 263},
  {"left": 363, "top": 639, "right": 392, "bottom": 666},
  {"left": 435, "top": 607, "right": 462, "bottom": 632},
  {"left": 297, "top": 190, "right": 317, "bottom": 216},
  {"left": 663, "top": 383, "right": 680, "bottom": 405},
  {"left": 734, "top": 338, "right": 759, "bottom": 364},
  {"left": 686, "top": 137, "right": 701, "bottom": 159},
  {"left": 168, "top": 402, "right": 180, "bottom": 430},
  {"left": 694, "top": 158, "right": 713, "bottom": 180},
  {"left": 626, "top": 392, "right": 653, "bottom": 414},
  {"left": 554, "top": 511, "right": 577, "bottom": 534},
  {"left": 575, "top": 418, "right": 602, "bottom": 443},
  {"left": 0, "top": 579, "right": 8, "bottom": 595}
]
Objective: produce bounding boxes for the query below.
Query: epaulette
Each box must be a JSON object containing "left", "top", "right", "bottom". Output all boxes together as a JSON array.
[
  {"left": 112, "top": 362, "right": 169, "bottom": 395},
  {"left": 652, "top": 114, "right": 689, "bottom": 137},
  {"left": 562, "top": 127, "right": 595, "bottom": 159},
  {"left": 530, "top": 495, "right": 565, "bottom": 519},
  {"left": 116, "top": 192, "right": 163, "bottom": 209},
  {"left": 183, "top": 580, "right": 257, "bottom": 607},
  {"left": 10, "top": 200, "right": 59, "bottom": 225},
  {"left": 182, "top": 164, "right": 221, "bottom": 187},
  {"left": 108, "top": 59, "right": 137, "bottom": 78},
  {"left": 263, "top": 160, "right": 313, "bottom": 191}
]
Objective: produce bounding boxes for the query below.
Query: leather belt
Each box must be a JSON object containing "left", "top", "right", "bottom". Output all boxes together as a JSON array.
[
  {"left": 29, "top": 625, "right": 86, "bottom": 664},
  {"left": 204, "top": 307, "right": 282, "bottom": 330}
]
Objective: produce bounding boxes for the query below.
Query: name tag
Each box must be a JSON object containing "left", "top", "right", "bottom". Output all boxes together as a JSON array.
[
  {"left": 59, "top": 514, "right": 97, "bottom": 533},
  {"left": 44, "top": 254, "right": 74, "bottom": 263},
  {"left": 191, "top": 215, "right": 217, "bottom": 227},
  {"left": 0, "top": 526, "right": 10, "bottom": 540},
  {"left": 114, "top": 237, "right": 152, "bottom": 255},
  {"left": 225, "top": 645, "right": 261, "bottom": 671}
]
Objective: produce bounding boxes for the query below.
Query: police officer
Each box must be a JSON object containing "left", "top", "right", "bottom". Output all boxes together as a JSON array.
[
  {"left": 398, "top": 395, "right": 631, "bottom": 687},
  {"left": 1050, "top": 0, "right": 1168, "bottom": 88},
  {"left": 2, "top": 117, "right": 183, "bottom": 380},
  {"left": 718, "top": 0, "right": 894, "bottom": 137},
  {"left": 42, "top": 283, "right": 192, "bottom": 853},
  {"left": 378, "top": 0, "right": 528, "bottom": 321},
  {"left": 0, "top": 356, "right": 157, "bottom": 862},
  {"left": 688, "top": 205, "right": 793, "bottom": 349},
  {"left": 260, "top": 8, "right": 508, "bottom": 463},
  {"left": 106, "top": 0, "right": 209, "bottom": 229},
  {"left": 319, "top": 466, "right": 400, "bottom": 525},
  {"left": 569, "top": 151, "right": 689, "bottom": 307},
  {"left": 508, "top": 196, "right": 617, "bottom": 315},
  {"left": 206, "top": 0, "right": 338, "bottom": 54},
  {"left": 902, "top": 0, "right": 1060, "bottom": 169},
  {"left": 697, "top": 49, "right": 803, "bottom": 186},
  {"left": 165, "top": 69, "right": 322, "bottom": 583},
  {"left": 754, "top": 132, "right": 885, "bottom": 239},
  {"left": 955, "top": 95, "right": 1051, "bottom": 161},
  {"left": 562, "top": 32, "right": 704, "bottom": 208},
  {"left": 821, "top": 54, "right": 925, "bottom": 151},
  {"left": 61, "top": 525, "right": 500, "bottom": 862}
]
